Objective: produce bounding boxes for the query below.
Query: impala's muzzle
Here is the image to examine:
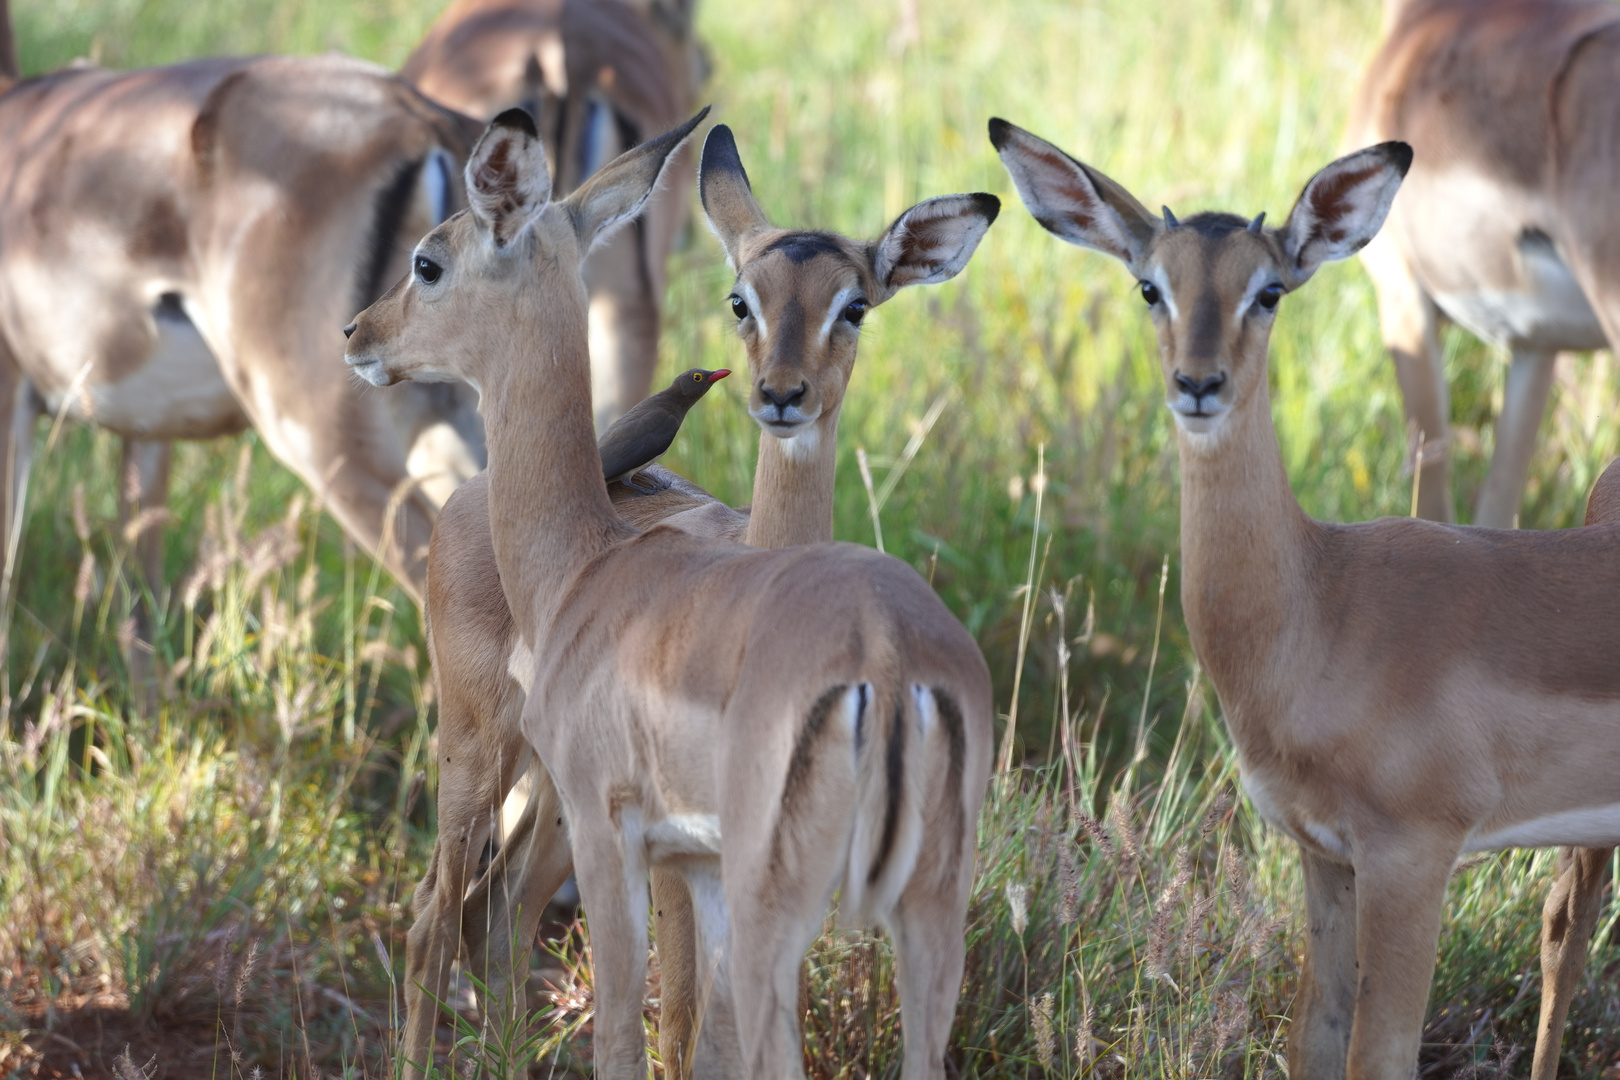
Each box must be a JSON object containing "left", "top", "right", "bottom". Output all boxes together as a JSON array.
[
  {"left": 751, "top": 380, "right": 818, "bottom": 434},
  {"left": 342, "top": 315, "right": 398, "bottom": 387},
  {"left": 1168, "top": 369, "right": 1229, "bottom": 432}
]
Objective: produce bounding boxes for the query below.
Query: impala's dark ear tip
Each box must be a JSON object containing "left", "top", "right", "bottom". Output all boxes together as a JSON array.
[
  {"left": 676, "top": 104, "right": 711, "bottom": 141},
  {"left": 970, "top": 192, "right": 1002, "bottom": 223},
  {"left": 1383, "top": 140, "right": 1414, "bottom": 177},
  {"left": 987, "top": 117, "right": 1014, "bottom": 151},
  {"left": 490, "top": 107, "right": 538, "bottom": 139}
]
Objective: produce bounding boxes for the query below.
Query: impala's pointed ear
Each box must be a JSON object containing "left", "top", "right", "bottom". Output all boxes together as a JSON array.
[
  {"left": 564, "top": 106, "right": 709, "bottom": 252},
  {"left": 989, "top": 117, "right": 1160, "bottom": 273},
  {"left": 698, "top": 124, "right": 770, "bottom": 269},
  {"left": 868, "top": 193, "right": 1000, "bottom": 303},
  {"left": 465, "top": 109, "right": 552, "bottom": 248},
  {"left": 1280, "top": 141, "right": 1412, "bottom": 286}
]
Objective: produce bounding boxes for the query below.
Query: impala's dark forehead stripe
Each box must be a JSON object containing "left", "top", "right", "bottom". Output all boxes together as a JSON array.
[{"left": 766, "top": 231, "right": 848, "bottom": 265}]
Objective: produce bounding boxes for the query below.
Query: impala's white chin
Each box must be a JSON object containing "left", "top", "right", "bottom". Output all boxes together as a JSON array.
[
  {"left": 1169, "top": 401, "right": 1229, "bottom": 440},
  {"left": 346, "top": 357, "right": 397, "bottom": 387},
  {"left": 775, "top": 424, "right": 821, "bottom": 462}
]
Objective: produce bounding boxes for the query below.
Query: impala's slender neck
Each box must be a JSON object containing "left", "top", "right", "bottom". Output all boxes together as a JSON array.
[
  {"left": 1175, "top": 375, "right": 1315, "bottom": 708},
  {"left": 743, "top": 405, "right": 840, "bottom": 548},
  {"left": 479, "top": 276, "right": 633, "bottom": 641}
]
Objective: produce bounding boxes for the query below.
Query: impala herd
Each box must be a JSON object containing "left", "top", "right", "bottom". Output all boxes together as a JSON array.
[{"left": 2, "top": 0, "right": 1617, "bottom": 1076}]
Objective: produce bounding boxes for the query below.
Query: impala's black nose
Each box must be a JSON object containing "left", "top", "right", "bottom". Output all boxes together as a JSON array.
[
  {"left": 760, "top": 382, "right": 807, "bottom": 412},
  {"left": 1175, "top": 371, "right": 1226, "bottom": 399},
  {"left": 343, "top": 323, "right": 357, "bottom": 339}
]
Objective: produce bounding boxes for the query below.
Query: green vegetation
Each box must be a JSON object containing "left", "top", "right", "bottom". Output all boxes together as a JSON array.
[{"left": 4, "top": 0, "right": 1618, "bottom": 1076}]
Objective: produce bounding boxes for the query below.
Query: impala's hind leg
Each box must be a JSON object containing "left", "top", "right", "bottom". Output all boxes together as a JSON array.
[
  {"left": 890, "top": 869, "right": 970, "bottom": 1079},
  {"left": 1531, "top": 846, "right": 1612, "bottom": 1080}
]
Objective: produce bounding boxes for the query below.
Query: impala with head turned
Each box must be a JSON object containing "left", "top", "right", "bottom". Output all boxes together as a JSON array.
[
  {"left": 993, "top": 118, "right": 1620, "bottom": 1080},
  {"left": 403, "top": 0, "right": 704, "bottom": 429},
  {"left": 366, "top": 110, "right": 996, "bottom": 1077}
]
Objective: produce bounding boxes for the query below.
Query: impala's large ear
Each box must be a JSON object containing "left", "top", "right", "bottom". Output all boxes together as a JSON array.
[
  {"left": 868, "top": 193, "right": 1000, "bottom": 303},
  {"left": 1280, "top": 141, "right": 1412, "bottom": 287},
  {"left": 698, "top": 124, "right": 770, "bottom": 269},
  {"left": 564, "top": 106, "right": 709, "bottom": 252},
  {"left": 465, "top": 109, "right": 552, "bottom": 248},
  {"left": 989, "top": 118, "right": 1160, "bottom": 274}
]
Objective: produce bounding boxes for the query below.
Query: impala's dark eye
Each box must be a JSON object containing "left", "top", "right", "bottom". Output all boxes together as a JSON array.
[
  {"left": 730, "top": 295, "right": 749, "bottom": 319},
  {"left": 843, "top": 298, "right": 868, "bottom": 326},
  {"left": 415, "top": 256, "right": 442, "bottom": 284},
  {"left": 1256, "top": 283, "right": 1283, "bottom": 310},
  {"left": 1140, "top": 281, "right": 1161, "bottom": 306}
]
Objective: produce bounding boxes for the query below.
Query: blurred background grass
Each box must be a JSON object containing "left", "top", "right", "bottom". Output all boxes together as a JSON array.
[{"left": 3, "top": 0, "right": 1618, "bottom": 1076}]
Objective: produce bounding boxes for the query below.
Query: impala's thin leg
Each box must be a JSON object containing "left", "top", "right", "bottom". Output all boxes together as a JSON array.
[
  {"left": 118, "top": 437, "right": 172, "bottom": 712},
  {"left": 652, "top": 866, "right": 699, "bottom": 1079},
  {"left": 1531, "top": 846, "right": 1613, "bottom": 1080},
  {"left": 570, "top": 815, "right": 652, "bottom": 1080},
  {"left": 1475, "top": 347, "right": 1558, "bottom": 528},
  {"left": 400, "top": 700, "right": 528, "bottom": 1080},
  {"left": 0, "top": 339, "right": 38, "bottom": 637},
  {"left": 1362, "top": 232, "right": 1452, "bottom": 523},
  {"left": 585, "top": 219, "right": 661, "bottom": 432},
  {"left": 460, "top": 755, "right": 573, "bottom": 1038},
  {"left": 1345, "top": 838, "right": 1456, "bottom": 1080},
  {"left": 1289, "top": 847, "right": 1358, "bottom": 1080},
  {"left": 890, "top": 866, "right": 971, "bottom": 1079}
]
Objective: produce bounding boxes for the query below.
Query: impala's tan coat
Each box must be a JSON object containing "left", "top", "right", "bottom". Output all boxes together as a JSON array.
[
  {"left": 403, "top": 0, "right": 702, "bottom": 428},
  {"left": 0, "top": 47, "right": 485, "bottom": 600},
  {"left": 993, "top": 120, "right": 1620, "bottom": 1080},
  {"left": 353, "top": 110, "right": 993, "bottom": 1078},
  {"left": 397, "top": 121, "right": 995, "bottom": 1075},
  {"left": 1347, "top": 0, "right": 1620, "bottom": 527}
]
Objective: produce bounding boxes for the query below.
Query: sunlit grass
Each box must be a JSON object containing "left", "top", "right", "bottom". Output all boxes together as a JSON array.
[{"left": 4, "top": 0, "right": 1619, "bottom": 1075}]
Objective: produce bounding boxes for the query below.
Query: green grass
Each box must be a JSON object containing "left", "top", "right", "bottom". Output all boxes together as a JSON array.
[{"left": 4, "top": 0, "right": 1620, "bottom": 1076}]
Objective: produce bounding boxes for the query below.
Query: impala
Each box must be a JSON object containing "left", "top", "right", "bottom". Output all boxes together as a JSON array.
[
  {"left": 398, "top": 121, "right": 997, "bottom": 1075},
  {"left": 992, "top": 119, "right": 1620, "bottom": 1080},
  {"left": 348, "top": 108, "right": 992, "bottom": 1079},
  {"left": 1347, "top": 0, "right": 1620, "bottom": 529},
  {"left": 0, "top": 17, "right": 485, "bottom": 606},
  {"left": 403, "top": 0, "right": 704, "bottom": 429}
]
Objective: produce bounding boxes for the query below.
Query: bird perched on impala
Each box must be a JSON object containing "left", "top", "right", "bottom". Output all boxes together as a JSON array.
[{"left": 599, "top": 367, "right": 730, "bottom": 492}]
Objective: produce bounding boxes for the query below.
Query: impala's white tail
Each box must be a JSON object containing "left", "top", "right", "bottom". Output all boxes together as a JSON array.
[{"left": 838, "top": 682, "right": 955, "bottom": 930}]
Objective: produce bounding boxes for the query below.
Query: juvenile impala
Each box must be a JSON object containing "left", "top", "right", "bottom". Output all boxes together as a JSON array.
[
  {"left": 404, "top": 0, "right": 704, "bottom": 428},
  {"left": 992, "top": 119, "right": 1620, "bottom": 1080},
  {"left": 348, "top": 109, "right": 994, "bottom": 1079},
  {"left": 398, "top": 122, "right": 997, "bottom": 1075},
  {"left": 1347, "top": 0, "right": 1620, "bottom": 528}
]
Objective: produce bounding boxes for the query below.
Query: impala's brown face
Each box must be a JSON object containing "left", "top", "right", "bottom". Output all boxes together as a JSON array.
[
  {"left": 990, "top": 116, "right": 1412, "bottom": 448},
  {"left": 727, "top": 230, "right": 877, "bottom": 446},
  {"left": 1138, "top": 216, "right": 1289, "bottom": 441},
  {"left": 697, "top": 123, "right": 999, "bottom": 457}
]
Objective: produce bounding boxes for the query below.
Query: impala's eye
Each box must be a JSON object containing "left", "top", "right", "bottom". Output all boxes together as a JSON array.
[
  {"left": 415, "top": 256, "right": 442, "bottom": 284},
  {"left": 1256, "top": 283, "right": 1284, "bottom": 310},
  {"left": 843, "top": 298, "right": 868, "bottom": 326},
  {"left": 730, "top": 295, "right": 749, "bottom": 319},
  {"left": 1140, "top": 281, "right": 1161, "bottom": 306}
]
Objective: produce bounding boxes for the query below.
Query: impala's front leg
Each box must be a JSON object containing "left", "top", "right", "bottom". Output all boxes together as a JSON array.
[
  {"left": 572, "top": 810, "right": 653, "bottom": 1080},
  {"left": 1346, "top": 835, "right": 1457, "bottom": 1080},
  {"left": 1290, "top": 847, "right": 1358, "bottom": 1080}
]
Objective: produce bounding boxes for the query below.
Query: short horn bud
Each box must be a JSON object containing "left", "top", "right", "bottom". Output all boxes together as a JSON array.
[
  {"left": 1247, "top": 211, "right": 1266, "bottom": 233},
  {"left": 1162, "top": 205, "right": 1179, "bottom": 229}
]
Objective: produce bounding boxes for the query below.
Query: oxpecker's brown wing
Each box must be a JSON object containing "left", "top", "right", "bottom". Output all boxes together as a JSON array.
[{"left": 599, "top": 401, "right": 683, "bottom": 482}]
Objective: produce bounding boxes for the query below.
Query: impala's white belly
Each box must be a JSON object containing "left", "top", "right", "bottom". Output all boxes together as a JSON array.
[
  {"left": 1430, "top": 231, "right": 1608, "bottom": 352},
  {"left": 1464, "top": 804, "right": 1620, "bottom": 853},
  {"left": 53, "top": 297, "right": 245, "bottom": 439}
]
